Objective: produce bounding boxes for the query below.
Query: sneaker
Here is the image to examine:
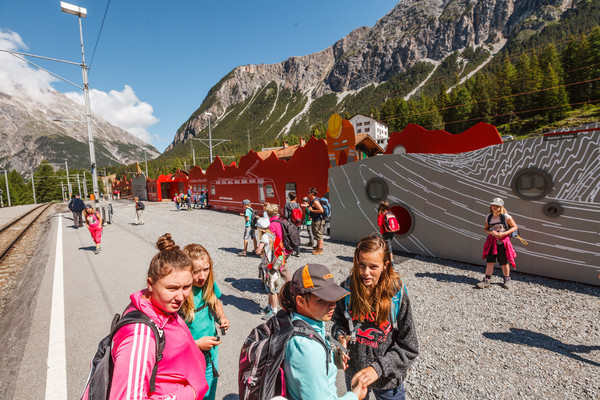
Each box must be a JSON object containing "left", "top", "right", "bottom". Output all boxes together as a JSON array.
[
  {"left": 261, "top": 309, "right": 276, "bottom": 320},
  {"left": 475, "top": 277, "right": 490, "bottom": 289},
  {"left": 238, "top": 251, "right": 247, "bottom": 257},
  {"left": 502, "top": 277, "right": 511, "bottom": 289},
  {"left": 258, "top": 306, "right": 270, "bottom": 314},
  {"left": 94, "top": 249, "right": 100, "bottom": 255},
  {"left": 312, "top": 249, "right": 323, "bottom": 255},
  {"left": 292, "top": 251, "right": 300, "bottom": 257}
]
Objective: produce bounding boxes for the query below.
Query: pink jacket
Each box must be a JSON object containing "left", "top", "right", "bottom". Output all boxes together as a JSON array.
[
  {"left": 108, "top": 290, "right": 208, "bottom": 400},
  {"left": 483, "top": 235, "right": 517, "bottom": 268}
]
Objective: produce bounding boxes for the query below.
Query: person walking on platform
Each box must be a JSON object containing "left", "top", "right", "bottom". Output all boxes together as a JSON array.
[
  {"left": 82, "top": 233, "right": 208, "bottom": 400},
  {"left": 476, "top": 197, "right": 518, "bottom": 289},
  {"left": 83, "top": 204, "right": 103, "bottom": 254},
  {"left": 180, "top": 244, "right": 230, "bottom": 400},
  {"left": 332, "top": 236, "right": 419, "bottom": 400},
  {"left": 68, "top": 194, "right": 85, "bottom": 228},
  {"left": 306, "top": 188, "right": 325, "bottom": 255},
  {"left": 239, "top": 199, "right": 256, "bottom": 256},
  {"left": 301, "top": 196, "right": 315, "bottom": 247},
  {"left": 134, "top": 197, "right": 145, "bottom": 225}
]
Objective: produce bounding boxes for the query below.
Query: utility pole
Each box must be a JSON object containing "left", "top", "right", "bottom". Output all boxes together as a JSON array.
[
  {"left": 4, "top": 170, "right": 11, "bottom": 207},
  {"left": 61, "top": 181, "right": 65, "bottom": 202},
  {"left": 31, "top": 174, "right": 37, "bottom": 204},
  {"left": 65, "top": 161, "right": 72, "bottom": 197},
  {"left": 82, "top": 171, "right": 88, "bottom": 198},
  {"left": 76, "top": 173, "right": 82, "bottom": 197}
]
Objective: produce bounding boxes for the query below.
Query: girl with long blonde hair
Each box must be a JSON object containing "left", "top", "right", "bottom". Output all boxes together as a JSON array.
[
  {"left": 331, "top": 235, "right": 418, "bottom": 400},
  {"left": 179, "top": 244, "right": 229, "bottom": 400}
]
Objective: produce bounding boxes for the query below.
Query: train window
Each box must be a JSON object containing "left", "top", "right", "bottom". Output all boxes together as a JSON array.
[
  {"left": 365, "top": 177, "right": 388, "bottom": 202},
  {"left": 211, "top": 185, "right": 215, "bottom": 196},
  {"left": 511, "top": 168, "right": 553, "bottom": 200},
  {"left": 266, "top": 184, "right": 275, "bottom": 198}
]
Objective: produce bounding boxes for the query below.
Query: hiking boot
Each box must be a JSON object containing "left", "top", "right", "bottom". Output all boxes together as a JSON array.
[
  {"left": 261, "top": 309, "right": 276, "bottom": 320},
  {"left": 238, "top": 250, "right": 247, "bottom": 257},
  {"left": 312, "top": 249, "right": 323, "bottom": 255},
  {"left": 475, "top": 277, "right": 490, "bottom": 289},
  {"left": 502, "top": 277, "right": 511, "bottom": 289}
]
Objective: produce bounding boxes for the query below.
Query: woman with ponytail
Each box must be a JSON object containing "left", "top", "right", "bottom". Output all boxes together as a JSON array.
[
  {"left": 106, "top": 233, "right": 208, "bottom": 400},
  {"left": 179, "top": 244, "right": 229, "bottom": 400},
  {"left": 331, "top": 236, "right": 418, "bottom": 400}
]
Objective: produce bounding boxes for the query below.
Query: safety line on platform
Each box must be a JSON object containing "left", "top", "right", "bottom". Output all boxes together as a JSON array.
[{"left": 45, "top": 214, "right": 67, "bottom": 399}]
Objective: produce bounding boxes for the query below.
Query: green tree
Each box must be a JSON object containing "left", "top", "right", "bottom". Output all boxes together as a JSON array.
[
  {"left": 34, "top": 161, "right": 60, "bottom": 202},
  {"left": 494, "top": 56, "right": 517, "bottom": 124}
]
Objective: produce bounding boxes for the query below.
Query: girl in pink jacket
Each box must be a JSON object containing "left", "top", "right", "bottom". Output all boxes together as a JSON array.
[{"left": 107, "top": 233, "right": 208, "bottom": 399}]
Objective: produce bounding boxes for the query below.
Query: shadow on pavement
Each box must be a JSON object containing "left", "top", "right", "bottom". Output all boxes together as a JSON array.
[
  {"left": 219, "top": 247, "right": 245, "bottom": 255},
  {"left": 415, "top": 272, "right": 480, "bottom": 286},
  {"left": 219, "top": 294, "right": 261, "bottom": 314},
  {"left": 78, "top": 246, "right": 97, "bottom": 252},
  {"left": 336, "top": 255, "right": 353, "bottom": 263},
  {"left": 224, "top": 277, "right": 265, "bottom": 295},
  {"left": 483, "top": 328, "right": 600, "bottom": 367},
  {"left": 223, "top": 394, "right": 239, "bottom": 400}
]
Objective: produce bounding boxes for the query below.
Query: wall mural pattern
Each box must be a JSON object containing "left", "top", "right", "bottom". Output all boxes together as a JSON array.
[{"left": 329, "top": 124, "right": 600, "bottom": 286}]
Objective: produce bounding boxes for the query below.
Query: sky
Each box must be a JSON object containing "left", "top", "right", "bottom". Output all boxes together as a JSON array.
[{"left": 0, "top": 0, "right": 399, "bottom": 152}]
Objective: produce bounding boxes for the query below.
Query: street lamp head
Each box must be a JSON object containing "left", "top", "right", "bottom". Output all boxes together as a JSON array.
[{"left": 61, "top": 2, "right": 87, "bottom": 18}]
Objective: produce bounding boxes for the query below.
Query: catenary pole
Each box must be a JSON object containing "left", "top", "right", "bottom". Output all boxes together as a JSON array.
[
  {"left": 31, "top": 173, "right": 37, "bottom": 204},
  {"left": 4, "top": 170, "right": 11, "bottom": 207}
]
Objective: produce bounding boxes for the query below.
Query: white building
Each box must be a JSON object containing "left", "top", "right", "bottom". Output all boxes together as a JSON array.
[{"left": 349, "top": 114, "right": 389, "bottom": 150}]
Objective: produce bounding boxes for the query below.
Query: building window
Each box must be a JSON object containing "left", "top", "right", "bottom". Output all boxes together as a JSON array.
[
  {"left": 357, "top": 122, "right": 362, "bottom": 126},
  {"left": 364, "top": 121, "right": 370, "bottom": 125},
  {"left": 511, "top": 168, "right": 553, "bottom": 200},
  {"left": 365, "top": 177, "right": 388, "bottom": 202},
  {"left": 266, "top": 184, "right": 275, "bottom": 198},
  {"left": 365, "top": 128, "right": 370, "bottom": 132},
  {"left": 358, "top": 129, "right": 361, "bottom": 133}
]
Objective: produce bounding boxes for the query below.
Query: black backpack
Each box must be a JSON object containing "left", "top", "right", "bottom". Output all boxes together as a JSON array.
[
  {"left": 81, "top": 310, "right": 165, "bottom": 400},
  {"left": 136, "top": 201, "right": 145, "bottom": 211},
  {"left": 486, "top": 213, "right": 527, "bottom": 244},
  {"left": 238, "top": 310, "right": 345, "bottom": 400},
  {"left": 249, "top": 208, "right": 259, "bottom": 229},
  {"left": 270, "top": 218, "right": 301, "bottom": 251}
]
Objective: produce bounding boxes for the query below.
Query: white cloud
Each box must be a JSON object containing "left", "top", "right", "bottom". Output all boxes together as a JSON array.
[
  {"left": 0, "top": 27, "right": 159, "bottom": 143},
  {"left": 0, "top": 28, "right": 58, "bottom": 104},
  {"left": 64, "top": 85, "right": 159, "bottom": 143}
]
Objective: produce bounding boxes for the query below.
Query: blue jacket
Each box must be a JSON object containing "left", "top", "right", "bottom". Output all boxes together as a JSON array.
[
  {"left": 68, "top": 197, "right": 86, "bottom": 213},
  {"left": 283, "top": 313, "right": 357, "bottom": 400}
]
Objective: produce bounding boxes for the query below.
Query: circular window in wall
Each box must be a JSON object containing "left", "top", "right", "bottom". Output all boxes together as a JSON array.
[
  {"left": 511, "top": 168, "right": 553, "bottom": 200},
  {"left": 365, "top": 177, "right": 388, "bottom": 203},
  {"left": 393, "top": 145, "right": 406, "bottom": 155},
  {"left": 389, "top": 204, "right": 414, "bottom": 236},
  {"left": 543, "top": 202, "right": 563, "bottom": 218}
]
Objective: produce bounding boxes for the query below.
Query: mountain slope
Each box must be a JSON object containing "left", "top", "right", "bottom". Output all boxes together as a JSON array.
[
  {"left": 0, "top": 91, "right": 159, "bottom": 174},
  {"left": 167, "top": 0, "right": 586, "bottom": 162}
]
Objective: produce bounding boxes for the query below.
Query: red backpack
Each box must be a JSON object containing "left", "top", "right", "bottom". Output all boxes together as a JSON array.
[
  {"left": 290, "top": 207, "right": 302, "bottom": 226},
  {"left": 384, "top": 211, "right": 400, "bottom": 233}
]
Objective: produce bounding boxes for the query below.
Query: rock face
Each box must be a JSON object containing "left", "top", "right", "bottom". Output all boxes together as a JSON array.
[
  {"left": 0, "top": 91, "right": 159, "bottom": 174},
  {"left": 170, "top": 0, "right": 576, "bottom": 149}
]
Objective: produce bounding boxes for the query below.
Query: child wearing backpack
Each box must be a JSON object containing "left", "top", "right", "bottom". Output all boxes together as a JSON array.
[
  {"left": 331, "top": 236, "right": 419, "bottom": 400},
  {"left": 239, "top": 199, "right": 257, "bottom": 257},
  {"left": 255, "top": 217, "right": 291, "bottom": 320},
  {"left": 476, "top": 197, "right": 519, "bottom": 289},
  {"left": 283, "top": 192, "right": 303, "bottom": 257},
  {"left": 278, "top": 264, "right": 368, "bottom": 400},
  {"left": 82, "top": 233, "right": 208, "bottom": 400},
  {"left": 377, "top": 201, "right": 399, "bottom": 264},
  {"left": 180, "top": 244, "right": 230, "bottom": 400},
  {"left": 83, "top": 204, "right": 103, "bottom": 254}
]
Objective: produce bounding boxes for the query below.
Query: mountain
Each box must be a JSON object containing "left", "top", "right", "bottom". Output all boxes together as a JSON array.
[
  {"left": 168, "top": 0, "right": 584, "bottom": 155},
  {"left": 0, "top": 91, "right": 159, "bottom": 174}
]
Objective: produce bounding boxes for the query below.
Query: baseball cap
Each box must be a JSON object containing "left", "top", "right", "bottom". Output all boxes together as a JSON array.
[
  {"left": 490, "top": 197, "right": 504, "bottom": 207},
  {"left": 242, "top": 199, "right": 250, "bottom": 205},
  {"left": 302, "top": 197, "right": 309, "bottom": 202},
  {"left": 85, "top": 204, "right": 93, "bottom": 209},
  {"left": 291, "top": 264, "right": 349, "bottom": 302}
]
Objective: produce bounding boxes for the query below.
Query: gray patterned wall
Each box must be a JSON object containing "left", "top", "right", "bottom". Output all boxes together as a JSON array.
[{"left": 329, "top": 125, "right": 600, "bottom": 286}]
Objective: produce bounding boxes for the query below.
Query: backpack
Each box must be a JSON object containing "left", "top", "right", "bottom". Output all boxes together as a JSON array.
[
  {"left": 249, "top": 209, "right": 259, "bottom": 229},
  {"left": 238, "top": 310, "right": 346, "bottom": 400},
  {"left": 136, "top": 201, "right": 145, "bottom": 211},
  {"left": 258, "top": 233, "right": 286, "bottom": 293},
  {"left": 342, "top": 279, "right": 406, "bottom": 342},
  {"left": 81, "top": 310, "right": 165, "bottom": 400},
  {"left": 486, "top": 213, "right": 528, "bottom": 245},
  {"left": 383, "top": 211, "right": 400, "bottom": 233},
  {"left": 270, "top": 218, "right": 301, "bottom": 252},
  {"left": 319, "top": 197, "right": 331, "bottom": 218},
  {"left": 286, "top": 203, "right": 302, "bottom": 227}
]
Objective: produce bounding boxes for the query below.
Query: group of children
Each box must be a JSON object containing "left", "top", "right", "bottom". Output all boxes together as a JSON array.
[
  {"left": 80, "top": 195, "right": 517, "bottom": 399},
  {"left": 173, "top": 191, "right": 209, "bottom": 211}
]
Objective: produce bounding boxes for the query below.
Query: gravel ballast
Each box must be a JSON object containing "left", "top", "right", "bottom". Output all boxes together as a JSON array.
[{"left": 111, "top": 200, "right": 599, "bottom": 399}]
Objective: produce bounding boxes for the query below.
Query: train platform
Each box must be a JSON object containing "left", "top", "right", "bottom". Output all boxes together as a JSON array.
[{"left": 0, "top": 199, "right": 598, "bottom": 399}]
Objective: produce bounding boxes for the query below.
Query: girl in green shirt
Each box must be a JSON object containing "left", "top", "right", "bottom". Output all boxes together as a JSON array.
[{"left": 180, "top": 244, "right": 230, "bottom": 400}]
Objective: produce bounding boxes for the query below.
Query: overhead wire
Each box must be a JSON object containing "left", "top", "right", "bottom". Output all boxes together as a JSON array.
[{"left": 88, "top": 0, "right": 112, "bottom": 70}]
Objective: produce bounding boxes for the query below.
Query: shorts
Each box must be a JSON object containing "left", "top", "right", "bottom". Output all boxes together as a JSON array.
[
  {"left": 486, "top": 242, "right": 508, "bottom": 265},
  {"left": 312, "top": 218, "right": 325, "bottom": 241},
  {"left": 243, "top": 225, "right": 255, "bottom": 240}
]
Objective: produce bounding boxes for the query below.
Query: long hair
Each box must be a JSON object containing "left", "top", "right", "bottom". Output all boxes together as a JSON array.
[
  {"left": 488, "top": 205, "right": 507, "bottom": 215},
  {"left": 180, "top": 243, "right": 216, "bottom": 323},
  {"left": 350, "top": 235, "right": 401, "bottom": 325},
  {"left": 148, "top": 233, "right": 191, "bottom": 284}
]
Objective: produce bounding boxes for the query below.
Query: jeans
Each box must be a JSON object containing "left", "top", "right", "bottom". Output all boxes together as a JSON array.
[
  {"left": 382, "top": 232, "right": 395, "bottom": 263},
  {"left": 344, "top": 374, "right": 406, "bottom": 400}
]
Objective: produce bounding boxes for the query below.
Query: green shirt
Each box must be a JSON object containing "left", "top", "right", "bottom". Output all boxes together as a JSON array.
[{"left": 187, "top": 282, "right": 222, "bottom": 360}]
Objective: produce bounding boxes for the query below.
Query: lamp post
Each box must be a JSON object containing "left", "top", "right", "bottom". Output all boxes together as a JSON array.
[
  {"left": 142, "top": 147, "right": 149, "bottom": 177},
  {"left": 61, "top": 1, "right": 99, "bottom": 203},
  {"left": 205, "top": 112, "right": 213, "bottom": 163}
]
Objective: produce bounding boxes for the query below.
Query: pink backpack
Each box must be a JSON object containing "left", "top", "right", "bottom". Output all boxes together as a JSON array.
[{"left": 384, "top": 212, "right": 400, "bottom": 233}]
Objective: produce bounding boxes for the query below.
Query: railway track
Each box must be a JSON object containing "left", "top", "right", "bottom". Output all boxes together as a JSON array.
[{"left": 0, "top": 203, "right": 53, "bottom": 292}]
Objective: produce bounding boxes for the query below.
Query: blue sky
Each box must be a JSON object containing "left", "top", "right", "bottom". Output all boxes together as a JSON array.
[{"left": 0, "top": 0, "right": 399, "bottom": 152}]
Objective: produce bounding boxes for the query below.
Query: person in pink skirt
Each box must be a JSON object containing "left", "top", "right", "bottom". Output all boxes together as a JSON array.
[{"left": 83, "top": 204, "right": 103, "bottom": 254}]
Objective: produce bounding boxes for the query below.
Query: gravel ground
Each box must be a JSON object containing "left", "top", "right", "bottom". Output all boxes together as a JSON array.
[{"left": 111, "top": 199, "right": 599, "bottom": 400}]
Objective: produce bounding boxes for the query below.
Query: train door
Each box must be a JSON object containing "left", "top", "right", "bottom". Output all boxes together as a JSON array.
[{"left": 285, "top": 182, "right": 296, "bottom": 204}]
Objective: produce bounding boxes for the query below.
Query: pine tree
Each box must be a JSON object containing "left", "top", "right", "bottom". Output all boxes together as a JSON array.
[{"left": 494, "top": 56, "right": 517, "bottom": 125}]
